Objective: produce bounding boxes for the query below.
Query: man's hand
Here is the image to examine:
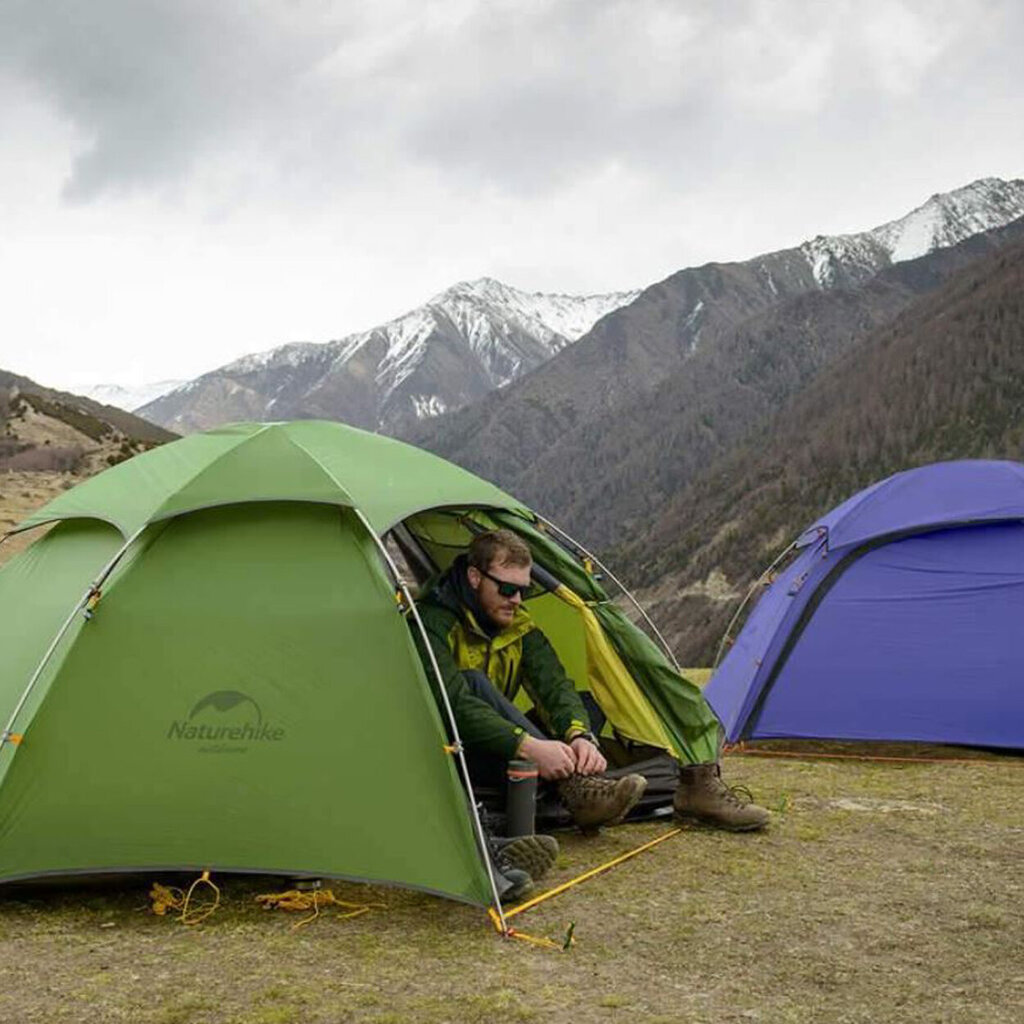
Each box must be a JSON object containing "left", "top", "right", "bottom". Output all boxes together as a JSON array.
[
  {"left": 569, "top": 737, "right": 607, "bottom": 775},
  {"left": 518, "top": 735, "right": 576, "bottom": 780}
]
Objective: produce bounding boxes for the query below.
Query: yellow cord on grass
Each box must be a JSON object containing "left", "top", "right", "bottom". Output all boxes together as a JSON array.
[
  {"left": 255, "top": 889, "right": 385, "bottom": 929},
  {"left": 149, "top": 870, "right": 220, "bottom": 926},
  {"left": 503, "top": 827, "right": 682, "bottom": 920},
  {"left": 486, "top": 827, "right": 683, "bottom": 951}
]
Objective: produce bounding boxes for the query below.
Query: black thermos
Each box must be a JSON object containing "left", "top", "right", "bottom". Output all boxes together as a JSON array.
[{"left": 505, "top": 759, "right": 539, "bottom": 836}]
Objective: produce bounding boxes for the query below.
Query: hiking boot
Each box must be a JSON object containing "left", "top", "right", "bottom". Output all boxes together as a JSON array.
[
  {"left": 496, "top": 866, "right": 534, "bottom": 904},
  {"left": 557, "top": 773, "right": 647, "bottom": 831},
  {"left": 673, "top": 763, "right": 770, "bottom": 832},
  {"left": 490, "top": 834, "right": 559, "bottom": 882}
]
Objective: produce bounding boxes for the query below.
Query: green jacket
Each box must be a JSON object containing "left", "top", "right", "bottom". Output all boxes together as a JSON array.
[{"left": 415, "top": 559, "right": 591, "bottom": 759}]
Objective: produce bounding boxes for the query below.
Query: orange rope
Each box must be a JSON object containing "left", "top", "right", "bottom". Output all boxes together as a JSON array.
[
  {"left": 488, "top": 908, "right": 576, "bottom": 950},
  {"left": 255, "top": 889, "right": 384, "bottom": 929},
  {"left": 723, "top": 744, "right": 1017, "bottom": 767},
  {"left": 149, "top": 870, "right": 220, "bottom": 925}
]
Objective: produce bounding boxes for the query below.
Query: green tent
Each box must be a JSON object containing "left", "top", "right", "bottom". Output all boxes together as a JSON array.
[{"left": 0, "top": 421, "right": 719, "bottom": 918}]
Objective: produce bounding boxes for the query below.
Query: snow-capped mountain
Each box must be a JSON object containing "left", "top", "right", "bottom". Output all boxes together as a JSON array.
[
  {"left": 643, "top": 177, "right": 1024, "bottom": 362},
  {"left": 414, "top": 177, "right": 1024, "bottom": 547},
  {"left": 137, "top": 280, "right": 640, "bottom": 433},
  {"left": 79, "top": 380, "right": 186, "bottom": 413},
  {"left": 137, "top": 177, "right": 1024, "bottom": 438},
  {"left": 797, "top": 177, "right": 1024, "bottom": 287}
]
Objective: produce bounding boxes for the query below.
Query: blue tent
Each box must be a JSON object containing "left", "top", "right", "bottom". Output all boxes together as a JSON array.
[{"left": 706, "top": 461, "right": 1024, "bottom": 750}]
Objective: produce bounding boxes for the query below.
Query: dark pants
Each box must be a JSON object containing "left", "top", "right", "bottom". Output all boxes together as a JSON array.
[{"left": 462, "top": 670, "right": 546, "bottom": 788}]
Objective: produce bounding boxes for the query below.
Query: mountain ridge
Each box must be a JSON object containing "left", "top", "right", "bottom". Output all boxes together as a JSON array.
[
  {"left": 138, "top": 277, "right": 640, "bottom": 433},
  {"left": 409, "top": 178, "right": 1024, "bottom": 541}
]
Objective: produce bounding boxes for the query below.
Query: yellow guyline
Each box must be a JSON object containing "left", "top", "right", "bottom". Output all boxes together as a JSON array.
[{"left": 488, "top": 827, "right": 683, "bottom": 950}]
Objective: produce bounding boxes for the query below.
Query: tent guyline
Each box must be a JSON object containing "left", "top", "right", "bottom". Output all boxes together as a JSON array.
[
  {"left": 488, "top": 826, "right": 684, "bottom": 950},
  {"left": 713, "top": 540, "right": 799, "bottom": 671}
]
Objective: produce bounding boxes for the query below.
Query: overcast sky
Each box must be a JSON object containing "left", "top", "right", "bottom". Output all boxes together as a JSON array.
[{"left": 1, "top": 0, "right": 1022, "bottom": 391}]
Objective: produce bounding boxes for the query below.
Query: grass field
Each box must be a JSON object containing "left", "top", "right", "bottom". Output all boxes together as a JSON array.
[
  {"left": 1, "top": 749, "right": 1021, "bottom": 1024},
  {"left": 2, "top": 479, "right": 1022, "bottom": 1022}
]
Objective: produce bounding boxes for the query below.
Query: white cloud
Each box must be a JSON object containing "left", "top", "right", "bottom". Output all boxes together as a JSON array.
[{"left": 0, "top": 0, "right": 1021, "bottom": 389}]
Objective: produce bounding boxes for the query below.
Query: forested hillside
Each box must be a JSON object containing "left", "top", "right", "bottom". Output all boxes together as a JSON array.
[{"left": 621, "top": 237, "right": 1024, "bottom": 664}]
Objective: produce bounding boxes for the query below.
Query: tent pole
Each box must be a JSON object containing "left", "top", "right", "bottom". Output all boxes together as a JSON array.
[
  {"left": 0, "top": 526, "right": 145, "bottom": 754},
  {"left": 352, "top": 509, "right": 509, "bottom": 933},
  {"left": 534, "top": 513, "right": 683, "bottom": 673},
  {"left": 712, "top": 540, "right": 799, "bottom": 670}
]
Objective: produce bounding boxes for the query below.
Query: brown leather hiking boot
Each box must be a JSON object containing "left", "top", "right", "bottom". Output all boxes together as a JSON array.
[
  {"left": 557, "top": 773, "right": 647, "bottom": 831},
  {"left": 673, "top": 763, "right": 770, "bottom": 831}
]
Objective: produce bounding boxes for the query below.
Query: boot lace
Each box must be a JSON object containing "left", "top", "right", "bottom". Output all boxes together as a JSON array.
[
  {"left": 562, "top": 774, "right": 616, "bottom": 807},
  {"left": 715, "top": 778, "right": 755, "bottom": 809}
]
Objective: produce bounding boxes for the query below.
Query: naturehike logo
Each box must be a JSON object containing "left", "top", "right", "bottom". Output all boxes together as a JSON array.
[{"left": 167, "top": 690, "right": 285, "bottom": 754}]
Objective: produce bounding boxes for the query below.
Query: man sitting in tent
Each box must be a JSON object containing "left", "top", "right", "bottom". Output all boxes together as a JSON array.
[
  {"left": 415, "top": 529, "right": 770, "bottom": 844},
  {"left": 416, "top": 529, "right": 647, "bottom": 828}
]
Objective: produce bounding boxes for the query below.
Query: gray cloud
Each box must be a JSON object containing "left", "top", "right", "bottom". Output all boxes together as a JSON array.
[
  {"left": 0, "top": 0, "right": 337, "bottom": 200},
  {"left": 1, "top": 0, "right": 1022, "bottom": 207}
]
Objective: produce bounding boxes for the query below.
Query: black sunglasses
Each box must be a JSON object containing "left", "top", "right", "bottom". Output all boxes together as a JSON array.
[{"left": 480, "top": 568, "right": 532, "bottom": 599}]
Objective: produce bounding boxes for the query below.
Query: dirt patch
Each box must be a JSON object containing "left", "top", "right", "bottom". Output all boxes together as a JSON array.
[
  {"left": 824, "top": 796, "right": 945, "bottom": 815},
  {"left": 677, "top": 568, "right": 742, "bottom": 602}
]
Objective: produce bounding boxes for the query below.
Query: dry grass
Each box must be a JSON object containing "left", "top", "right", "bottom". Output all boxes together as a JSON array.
[
  {"left": 0, "top": 470, "right": 67, "bottom": 564},
  {"left": 1, "top": 751, "right": 1021, "bottom": 1024},
  {"left": 2, "top": 475, "right": 1022, "bottom": 1022}
]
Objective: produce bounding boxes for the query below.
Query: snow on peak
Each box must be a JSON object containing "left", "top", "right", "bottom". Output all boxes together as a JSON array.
[
  {"left": 799, "top": 177, "right": 1024, "bottom": 287},
  {"left": 308, "top": 277, "right": 642, "bottom": 406},
  {"left": 434, "top": 277, "right": 641, "bottom": 346},
  {"left": 156, "top": 276, "right": 642, "bottom": 428},
  {"left": 873, "top": 177, "right": 1024, "bottom": 262},
  {"left": 80, "top": 379, "right": 186, "bottom": 412},
  {"left": 223, "top": 341, "right": 324, "bottom": 374}
]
